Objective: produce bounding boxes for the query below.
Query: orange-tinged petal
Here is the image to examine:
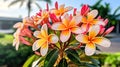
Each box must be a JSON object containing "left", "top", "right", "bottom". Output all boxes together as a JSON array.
[
  {"left": 52, "top": 22, "right": 66, "bottom": 30},
  {"left": 69, "top": 16, "right": 82, "bottom": 27},
  {"left": 81, "top": 16, "right": 87, "bottom": 23},
  {"left": 62, "top": 18, "right": 69, "bottom": 27},
  {"left": 40, "top": 42, "right": 48, "bottom": 56},
  {"left": 87, "top": 10, "right": 98, "bottom": 20},
  {"left": 48, "top": 34, "right": 58, "bottom": 43},
  {"left": 85, "top": 43, "right": 96, "bottom": 56},
  {"left": 32, "top": 39, "right": 46, "bottom": 51},
  {"left": 93, "top": 37, "right": 111, "bottom": 47},
  {"left": 89, "top": 25, "right": 100, "bottom": 38},
  {"left": 71, "top": 27, "right": 82, "bottom": 34},
  {"left": 41, "top": 24, "right": 48, "bottom": 37},
  {"left": 34, "top": 31, "right": 44, "bottom": 38},
  {"left": 60, "top": 30, "right": 71, "bottom": 42},
  {"left": 75, "top": 34, "right": 88, "bottom": 43}
]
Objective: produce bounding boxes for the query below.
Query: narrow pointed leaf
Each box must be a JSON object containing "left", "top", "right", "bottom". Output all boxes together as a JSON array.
[
  {"left": 65, "top": 48, "right": 81, "bottom": 65},
  {"left": 90, "top": 57, "right": 100, "bottom": 65},
  {"left": 23, "top": 54, "right": 38, "bottom": 67},
  {"left": 58, "top": 58, "right": 68, "bottom": 67},
  {"left": 44, "top": 49, "right": 59, "bottom": 67}
]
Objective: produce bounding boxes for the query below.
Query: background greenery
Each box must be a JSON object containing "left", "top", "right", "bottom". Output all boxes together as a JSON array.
[{"left": 0, "top": 33, "right": 33, "bottom": 67}]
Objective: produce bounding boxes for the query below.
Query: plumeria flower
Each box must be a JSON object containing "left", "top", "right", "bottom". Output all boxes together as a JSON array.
[
  {"left": 13, "top": 18, "right": 32, "bottom": 50},
  {"left": 81, "top": 10, "right": 105, "bottom": 32},
  {"left": 34, "top": 10, "right": 49, "bottom": 25},
  {"left": 76, "top": 25, "right": 111, "bottom": 56},
  {"left": 52, "top": 14, "right": 82, "bottom": 42},
  {"left": 32, "top": 24, "right": 58, "bottom": 56},
  {"left": 51, "top": 2, "right": 73, "bottom": 16}
]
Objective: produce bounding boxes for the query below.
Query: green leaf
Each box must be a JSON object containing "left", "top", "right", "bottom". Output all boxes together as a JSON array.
[
  {"left": 23, "top": 54, "right": 37, "bottom": 67},
  {"left": 58, "top": 58, "right": 68, "bottom": 67},
  {"left": 65, "top": 48, "right": 80, "bottom": 65},
  {"left": 44, "top": 49, "right": 59, "bottom": 67},
  {"left": 85, "top": 63, "right": 97, "bottom": 67},
  {"left": 90, "top": 57, "right": 100, "bottom": 65}
]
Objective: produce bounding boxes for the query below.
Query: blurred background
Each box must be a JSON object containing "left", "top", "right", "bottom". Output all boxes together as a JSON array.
[{"left": 0, "top": 0, "right": 120, "bottom": 67}]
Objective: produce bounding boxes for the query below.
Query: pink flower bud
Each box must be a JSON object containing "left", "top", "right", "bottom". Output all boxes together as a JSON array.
[
  {"left": 81, "top": 4, "right": 90, "bottom": 16},
  {"left": 55, "top": 1, "right": 58, "bottom": 9},
  {"left": 103, "top": 26, "right": 114, "bottom": 35}
]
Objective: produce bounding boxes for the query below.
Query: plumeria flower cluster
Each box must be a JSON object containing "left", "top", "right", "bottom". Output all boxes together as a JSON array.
[{"left": 13, "top": 2, "right": 114, "bottom": 56}]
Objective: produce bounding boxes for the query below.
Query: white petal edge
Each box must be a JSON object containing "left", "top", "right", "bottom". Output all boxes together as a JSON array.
[
  {"left": 85, "top": 44, "right": 96, "bottom": 56},
  {"left": 49, "top": 34, "right": 59, "bottom": 43},
  {"left": 60, "top": 30, "right": 71, "bottom": 42},
  {"left": 32, "top": 39, "right": 46, "bottom": 51},
  {"left": 75, "top": 34, "right": 88, "bottom": 43},
  {"left": 33, "top": 31, "right": 41, "bottom": 38},
  {"left": 41, "top": 24, "right": 48, "bottom": 32},
  {"left": 40, "top": 42, "right": 48, "bottom": 56},
  {"left": 96, "top": 37, "right": 111, "bottom": 47},
  {"left": 88, "top": 10, "right": 98, "bottom": 18},
  {"left": 51, "top": 22, "right": 66, "bottom": 30}
]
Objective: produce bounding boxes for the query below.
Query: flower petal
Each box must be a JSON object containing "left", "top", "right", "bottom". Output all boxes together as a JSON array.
[
  {"left": 13, "top": 39, "right": 20, "bottom": 50},
  {"left": 71, "top": 27, "right": 83, "bottom": 34},
  {"left": 48, "top": 34, "right": 58, "bottom": 43},
  {"left": 81, "top": 24, "right": 87, "bottom": 32},
  {"left": 89, "top": 25, "right": 100, "bottom": 38},
  {"left": 32, "top": 39, "right": 46, "bottom": 51},
  {"left": 52, "top": 22, "right": 66, "bottom": 30},
  {"left": 85, "top": 43, "right": 96, "bottom": 56},
  {"left": 65, "top": 6, "right": 73, "bottom": 12},
  {"left": 40, "top": 24, "right": 49, "bottom": 38},
  {"left": 60, "top": 30, "right": 71, "bottom": 42},
  {"left": 40, "top": 42, "right": 48, "bottom": 56},
  {"left": 88, "top": 10, "right": 98, "bottom": 19},
  {"left": 93, "top": 37, "right": 111, "bottom": 47},
  {"left": 13, "top": 22, "right": 22, "bottom": 28},
  {"left": 96, "top": 20, "right": 105, "bottom": 26},
  {"left": 69, "top": 16, "right": 82, "bottom": 26},
  {"left": 59, "top": 4, "right": 65, "bottom": 10},
  {"left": 34, "top": 31, "right": 43, "bottom": 38},
  {"left": 75, "top": 34, "right": 88, "bottom": 43}
]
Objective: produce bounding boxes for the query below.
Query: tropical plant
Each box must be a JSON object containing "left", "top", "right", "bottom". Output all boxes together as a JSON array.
[
  {"left": 12, "top": 1, "right": 114, "bottom": 67},
  {"left": 4, "top": 0, "right": 51, "bottom": 17}
]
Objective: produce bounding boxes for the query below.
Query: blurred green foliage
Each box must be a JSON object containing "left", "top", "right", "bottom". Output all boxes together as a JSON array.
[
  {"left": 0, "top": 34, "right": 33, "bottom": 67},
  {"left": 0, "top": 44, "right": 33, "bottom": 67}
]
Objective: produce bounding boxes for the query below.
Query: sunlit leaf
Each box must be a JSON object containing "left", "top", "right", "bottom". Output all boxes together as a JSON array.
[{"left": 23, "top": 54, "right": 38, "bottom": 67}]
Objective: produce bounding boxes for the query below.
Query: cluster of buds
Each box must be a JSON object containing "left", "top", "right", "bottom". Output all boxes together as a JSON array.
[{"left": 13, "top": 2, "right": 114, "bottom": 56}]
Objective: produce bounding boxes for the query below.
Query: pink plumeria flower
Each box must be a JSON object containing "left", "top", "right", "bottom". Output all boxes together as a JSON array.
[
  {"left": 52, "top": 14, "right": 82, "bottom": 42},
  {"left": 76, "top": 25, "right": 111, "bottom": 56},
  {"left": 32, "top": 24, "right": 58, "bottom": 56}
]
